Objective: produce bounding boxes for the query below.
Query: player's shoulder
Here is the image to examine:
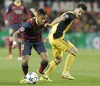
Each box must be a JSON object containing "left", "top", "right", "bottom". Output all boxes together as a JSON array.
[
  {"left": 26, "top": 17, "right": 35, "bottom": 24},
  {"left": 62, "top": 11, "right": 75, "bottom": 20},
  {"left": 62, "top": 11, "right": 74, "bottom": 16}
]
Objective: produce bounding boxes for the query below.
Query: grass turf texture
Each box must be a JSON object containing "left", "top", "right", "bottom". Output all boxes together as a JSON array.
[{"left": 0, "top": 48, "right": 100, "bottom": 86}]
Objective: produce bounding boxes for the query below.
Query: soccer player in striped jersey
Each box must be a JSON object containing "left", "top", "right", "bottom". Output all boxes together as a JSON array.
[
  {"left": 40, "top": 3, "right": 87, "bottom": 81},
  {"left": 4, "top": 0, "right": 31, "bottom": 60},
  {"left": 12, "top": 9, "right": 49, "bottom": 83}
]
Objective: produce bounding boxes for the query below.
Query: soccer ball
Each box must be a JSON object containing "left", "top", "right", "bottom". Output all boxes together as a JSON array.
[{"left": 25, "top": 72, "right": 38, "bottom": 84}]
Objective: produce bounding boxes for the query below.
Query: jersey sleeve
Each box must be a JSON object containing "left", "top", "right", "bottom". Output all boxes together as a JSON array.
[
  {"left": 64, "top": 13, "right": 75, "bottom": 22},
  {"left": 19, "top": 21, "right": 32, "bottom": 33}
]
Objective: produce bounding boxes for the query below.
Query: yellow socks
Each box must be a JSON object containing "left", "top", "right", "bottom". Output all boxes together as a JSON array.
[
  {"left": 45, "top": 60, "right": 58, "bottom": 75},
  {"left": 63, "top": 53, "right": 76, "bottom": 73},
  {"left": 45, "top": 53, "right": 76, "bottom": 76}
]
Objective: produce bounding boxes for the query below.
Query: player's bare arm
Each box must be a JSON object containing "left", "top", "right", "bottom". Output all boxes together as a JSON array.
[
  {"left": 50, "top": 15, "right": 66, "bottom": 26},
  {"left": 44, "top": 22, "right": 51, "bottom": 27},
  {"left": 12, "top": 30, "right": 20, "bottom": 48},
  {"left": 44, "top": 15, "right": 66, "bottom": 42}
]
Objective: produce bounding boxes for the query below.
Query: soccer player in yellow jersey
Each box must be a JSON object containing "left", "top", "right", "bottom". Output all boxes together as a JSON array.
[{"left": 40, "top": 3, "right": 87, "bottom": 81}]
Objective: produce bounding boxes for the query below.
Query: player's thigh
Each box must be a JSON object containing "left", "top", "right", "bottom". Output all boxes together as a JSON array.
[
  {"left": 22, "top": 55, "right": 30, "bottom": 63},
  {"left": 55, "top": 39, "right": 74, "bottom": 52},
  {"left": 52, "top": 45, "right": 63, "bottom": 58},
  {"left": 21, "top": 41, "right": 32, "bottom": 56},
  {"left": 33, "top": 41, "right": 47, "bottom": 55},
  {"left": 40, "top": 52, "right": 48, "bottom": 61}
]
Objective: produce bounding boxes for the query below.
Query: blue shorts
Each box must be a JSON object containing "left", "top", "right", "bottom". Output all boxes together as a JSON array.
[
  {"left": 9, "top": 23, "right": 22, "bottom": 38},
  {"left": 21, "top": 40, "right": 47, "bottom": 56}
]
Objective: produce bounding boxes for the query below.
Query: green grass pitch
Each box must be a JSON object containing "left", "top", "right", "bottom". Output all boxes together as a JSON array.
[{"left": 0, "top": 48, "right": 100, "bottom": 86}]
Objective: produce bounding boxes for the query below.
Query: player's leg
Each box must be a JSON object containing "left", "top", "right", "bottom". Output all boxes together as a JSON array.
[
  {"left": 17, "top": 38, "right": 22, "bottom": 60},
  {"left": 40, "top": 46, "right": 63, "bottom": 81},
  {"left": 33, "top": 41, "right": 49, "bottom": 74},
  {"left": 38, "top": 52, "right": 49, "bottom": 74},
  {"left": 45, "top": 47, "right": 62, "bottom": 75},
  {"left": 7, "top": 28, "right": 13, "bottom": 60},
  {"left": 14, "top": 24, "right": 22, "bottom": 60},
  {"left": 18, "top": 42, "right": 21, "bottom": 59},
  {"left": 61, "top": 46, "right": 78, "bottom": 80},
  {"left": 22, "top": 55, "right": 29, "bottom": 76},
  {"left": 60, "top": 39, "right": 78, "bottom": 80},
  {"left": 7, "top": 37, "right": 13, "bottom": 60},
  {"left": 20, "top": 55, "right": 29, "bottom": 83},
  {"left": 20, "top": 41, "right": 32, "bottom": 83}
]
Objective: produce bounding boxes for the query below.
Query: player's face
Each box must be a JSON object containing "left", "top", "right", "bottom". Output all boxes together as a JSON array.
[
  {"left": 74, "top": 8, "right": 85, "bottom": 19},
  {"left": 37, "top": 15, "right": 46, "bottom": 25}
]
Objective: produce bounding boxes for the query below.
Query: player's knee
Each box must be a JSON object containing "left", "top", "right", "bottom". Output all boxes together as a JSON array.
[
  {"left": 70, "top": 46, "right": 78, "bottom": 55},
  {"left": 22, "top": 55, "right": 29, "bottom": 63},
  {"left": 42, "top": 56, "right": 49, "bottom": 62},
  {"left": 40, "top": 52, "right": 49, "bottom": 61},
  {"left": 55, "top": 56, "right": 62, "bottom": 64},
  {"left": 74, "top": 48, "right": 78, "bottom": 55}
]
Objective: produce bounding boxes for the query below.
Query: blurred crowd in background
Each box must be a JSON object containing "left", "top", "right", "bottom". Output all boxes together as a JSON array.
[
  {"left": 0, "top": 0, "right": 100, "bottom": 33},
  {"left": 0, "top": 0, "right": 100, "bottom": 49}
]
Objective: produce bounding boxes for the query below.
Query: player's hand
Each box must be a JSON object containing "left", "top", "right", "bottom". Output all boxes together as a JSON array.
[
  {"left": 44, "top": 23, "right": 52, "bottom": 27},
  {"left": 4, "top": 20, "right": 9, "bottom": 26},
  {"left": 43, "top": 37, "right": 49, "bottom": 43},
  {"left": 12, "top": 41, "right": 17, "bottom": 49}
]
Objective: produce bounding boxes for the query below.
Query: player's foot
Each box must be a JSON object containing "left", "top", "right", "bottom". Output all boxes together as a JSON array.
[
  {"left": 18, "top": 57, "right": 22, "bottom": 61},
  {"left": 40, "top": 74, "right": 53, "bottom": 82},
  {"left": 61, "top": 72, "right": 75, "bottom": 80},
  {"left": 20, "top": 77, "right": 27, "bottom": 83},
  {"left": 37, "top": 69, "right": 44, "bottom": 75},
  {"left": 7, "top": 54, "right": 12, "bottom": 60}
]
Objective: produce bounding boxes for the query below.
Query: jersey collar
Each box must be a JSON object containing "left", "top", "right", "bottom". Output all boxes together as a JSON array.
[
  {"left": 35, "top": 17, "right": 39, "bottom": 24},
  {"left": 14, "top": 1, "right": 21, "bottom": 6}
]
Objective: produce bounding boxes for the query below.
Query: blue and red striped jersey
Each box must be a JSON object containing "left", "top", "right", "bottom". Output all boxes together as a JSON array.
[
  {"left": 4, "top": 2, "right": 31, "bottom": 25},
  {"left": 19, "top": 18, "right": 45, "bottom": 42}
]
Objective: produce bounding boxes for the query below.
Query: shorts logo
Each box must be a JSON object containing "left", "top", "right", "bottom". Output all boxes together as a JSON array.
[{"left": 20, "top": 27, "right": 25, "bottom": 32}]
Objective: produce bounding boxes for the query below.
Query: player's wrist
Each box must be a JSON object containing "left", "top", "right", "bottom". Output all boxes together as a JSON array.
[
  {"left": 47, "top": 24, "right": 53, "bottom": 27},
  {"left": 50, "top": 24, "right": 53, "bottom": 27}
]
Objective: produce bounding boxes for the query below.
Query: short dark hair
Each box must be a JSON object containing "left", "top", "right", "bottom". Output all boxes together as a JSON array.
[
  {"left": 37, "top": 8, "right": 46, "bottom": 16},
  {"left": 77, "top": 3, "right": 87, "bottom": 11}
]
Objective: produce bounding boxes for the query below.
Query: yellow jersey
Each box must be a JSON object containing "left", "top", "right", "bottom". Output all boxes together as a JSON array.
[{"left": 49, "top": 11, "right": 75, "bottom": 40}]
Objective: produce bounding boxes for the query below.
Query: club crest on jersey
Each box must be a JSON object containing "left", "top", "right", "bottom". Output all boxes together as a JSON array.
[
  {"left": 20, "top": 27, "right": 25, "bottom": 32},
  {"left": 65, "top": 14, "right": 69, "bottom": 19}
]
